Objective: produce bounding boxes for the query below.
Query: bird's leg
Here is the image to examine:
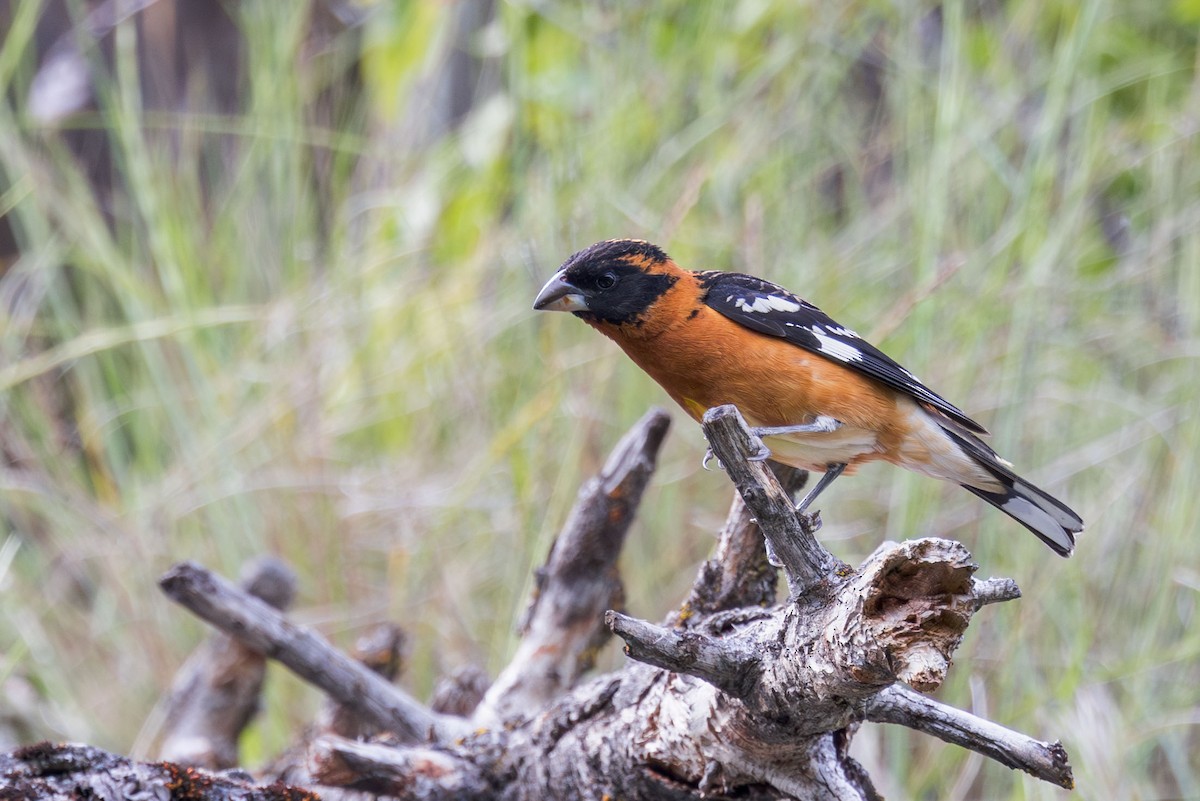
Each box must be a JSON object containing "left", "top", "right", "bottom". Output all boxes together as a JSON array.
[
  {"left": 744, "top": 415, "right": 843, "bottom": 464},
  {"left": 705, "top": 415, "right": 843, "bottom": 470},
  {"left": 750, "top": 415, "right": 843, "bottom": 439},
  {"left": 794, "top": 462, "right": 847, "bottom": 514}
]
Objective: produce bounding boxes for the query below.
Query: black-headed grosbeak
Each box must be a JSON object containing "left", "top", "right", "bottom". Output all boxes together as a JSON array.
[{"left": 534, "top": 239, "right": 1083, "bottom": 556}]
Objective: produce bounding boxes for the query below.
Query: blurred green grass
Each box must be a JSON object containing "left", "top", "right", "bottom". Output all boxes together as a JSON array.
[{"left": 1, "top": 0, "right": 1198, "bottom": 796}]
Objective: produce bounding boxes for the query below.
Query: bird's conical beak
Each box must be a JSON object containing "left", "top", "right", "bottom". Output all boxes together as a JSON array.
[{"left": 533, "top": 272, "right": 589, "bottom": 312}]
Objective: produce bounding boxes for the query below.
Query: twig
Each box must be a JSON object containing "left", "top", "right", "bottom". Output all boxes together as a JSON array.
[
  {"left": 700, "top": 405, "right": 845, "bottom": 597},
  {"left": 973, "top": 577, "right": 1022, "bottom": 607},
  {"left": 474, "top": 408, "right": 671, "bottom": 725},
  {"left": 605, "top": 611, "right": 760, "bottom": 697},
  {"left": 864, "top": 684, "right": 1074, "bottom": 789},
  {"left": 159, "top": 562, "right": 470, "bottom": 743},
  {"left": 155, "top": 556, "right": 296, "bottom": 768}
]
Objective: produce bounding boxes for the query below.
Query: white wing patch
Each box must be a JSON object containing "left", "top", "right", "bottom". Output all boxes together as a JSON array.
[
  {"left": 732, "top": 294, "right": 802, "bottom": 314},
  {"left": 702, "top": 271, "right": 989, "bottom": 435},
  {"left": 810, "top": 326, "right": 864, "bottom": 363}
]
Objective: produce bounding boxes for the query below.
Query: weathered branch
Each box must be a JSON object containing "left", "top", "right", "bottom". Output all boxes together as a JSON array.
[
  {"left": 263, "top": 621, "right": 412, "bottom": 795},
  {"left": 474, "top": 407, "right": 671, "bottom": 725},
  {"left": 159, "top": 561, "right": 471, "bottom": 743},
  {"left": 701, "top": 405, "right": 846, "bottom": 597},
  {"left": 498, "top": 663, "right": 880, "bottom": 800},
  {"left": 308, "top": 736, "right": 491, "bottom": 800},
  {"left": 155, "top": 556, "right": 296, "bottom": 769},
  {"left": 589, "top": 406, "right": 1070, "bottom": 798},
  {"left": 0, "top": 742, "right": 317, "bottom": 800},
  {"left": 973, "top": 576, "right": 1022, "bottom": 607},
  {"left": 865, "top": 684, "right": 1073, "bottom": 789},
  {"left": 606, "top": 611, "right": 760, "bottom": 697},
  {"left": 834, "top": 537, "right": 987, "bottom": 693},
  {"left": 610, "top": 538, "right": 1008, "bottom": 730}
]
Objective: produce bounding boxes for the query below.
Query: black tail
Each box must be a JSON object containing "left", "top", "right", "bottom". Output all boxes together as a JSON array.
[{"left": 940, "top": 426, "right": 1084, "bottom": 557}]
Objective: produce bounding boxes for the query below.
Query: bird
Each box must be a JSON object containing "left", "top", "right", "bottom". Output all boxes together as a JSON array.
[{"left": 533, "top": 238, "right": 1083, "bottom": 556}]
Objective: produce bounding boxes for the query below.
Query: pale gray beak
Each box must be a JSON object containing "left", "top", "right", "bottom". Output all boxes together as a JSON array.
[{"left": 533, "top": 271, "right": 589, "bottom": 312}]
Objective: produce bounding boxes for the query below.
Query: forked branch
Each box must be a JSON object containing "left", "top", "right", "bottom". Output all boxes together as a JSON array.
[{"left": 136, "top": 405, "right": 1072, "bottom": 799}]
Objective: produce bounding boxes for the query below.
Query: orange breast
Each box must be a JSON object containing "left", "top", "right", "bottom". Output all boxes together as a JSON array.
[{"left": 594, "top": 304, "right": 913, "bottom": 468}]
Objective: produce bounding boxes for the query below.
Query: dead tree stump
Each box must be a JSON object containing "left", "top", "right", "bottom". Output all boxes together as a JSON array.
[{"left": 0, "top": 406, "right": 1073, "bottom": 799}]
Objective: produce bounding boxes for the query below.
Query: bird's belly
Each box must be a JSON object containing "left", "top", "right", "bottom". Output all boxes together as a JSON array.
[{"left": 758, "top": 426, "right": 881, "bottom": 473}]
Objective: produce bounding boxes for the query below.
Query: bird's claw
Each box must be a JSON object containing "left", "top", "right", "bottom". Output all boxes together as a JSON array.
[
  {"left": 704, "top": 439, "right": 770, "bottom": 467},
  {"left": 763, "top": 536, "right": 783, "bottom": 568},
  {"left": 747, "top": 441, "right": 772, "bottom": 462},
  {"left": 797, "top": 508, "right": 822, "bottom": 533}
]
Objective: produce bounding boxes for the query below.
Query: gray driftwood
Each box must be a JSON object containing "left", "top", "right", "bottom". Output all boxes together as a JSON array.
[{"left": 5, "top": 405, "right": 1073, "bottom": 798}]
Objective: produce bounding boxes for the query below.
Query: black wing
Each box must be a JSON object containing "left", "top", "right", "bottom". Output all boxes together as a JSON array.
[{"left": 698, "top": 271, "right": 988, "bottom": 435}]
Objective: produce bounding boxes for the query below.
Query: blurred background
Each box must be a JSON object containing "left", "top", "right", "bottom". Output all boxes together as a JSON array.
[{"left": 0, "top": 0, "right": 1196, "bottom": 797}]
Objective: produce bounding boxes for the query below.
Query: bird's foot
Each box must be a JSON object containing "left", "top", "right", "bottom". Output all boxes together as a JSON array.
[
  {"left": 746, "top": 437, "right": 772, "bottom": 462},
  {"left": 703, "top": 437, "right": 771, "bottom": 469},
  {"left": 763, "top": 536, "right": 782, "bottom": 568},
  {"left": 793, "top": 462, "right": 848, "bottom": 515},
  {"left": 797, "top": 508, "right": 822, "bottom": 533}
]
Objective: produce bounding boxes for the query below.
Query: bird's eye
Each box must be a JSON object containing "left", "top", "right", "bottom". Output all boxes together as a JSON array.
[{"left": 597, "top": 272, "right": 617, "bottom": 289}]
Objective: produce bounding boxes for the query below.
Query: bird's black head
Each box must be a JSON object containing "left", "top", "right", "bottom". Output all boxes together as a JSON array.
[{"left": 533, "top": 239, "right": 678, "bottom": 326}]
